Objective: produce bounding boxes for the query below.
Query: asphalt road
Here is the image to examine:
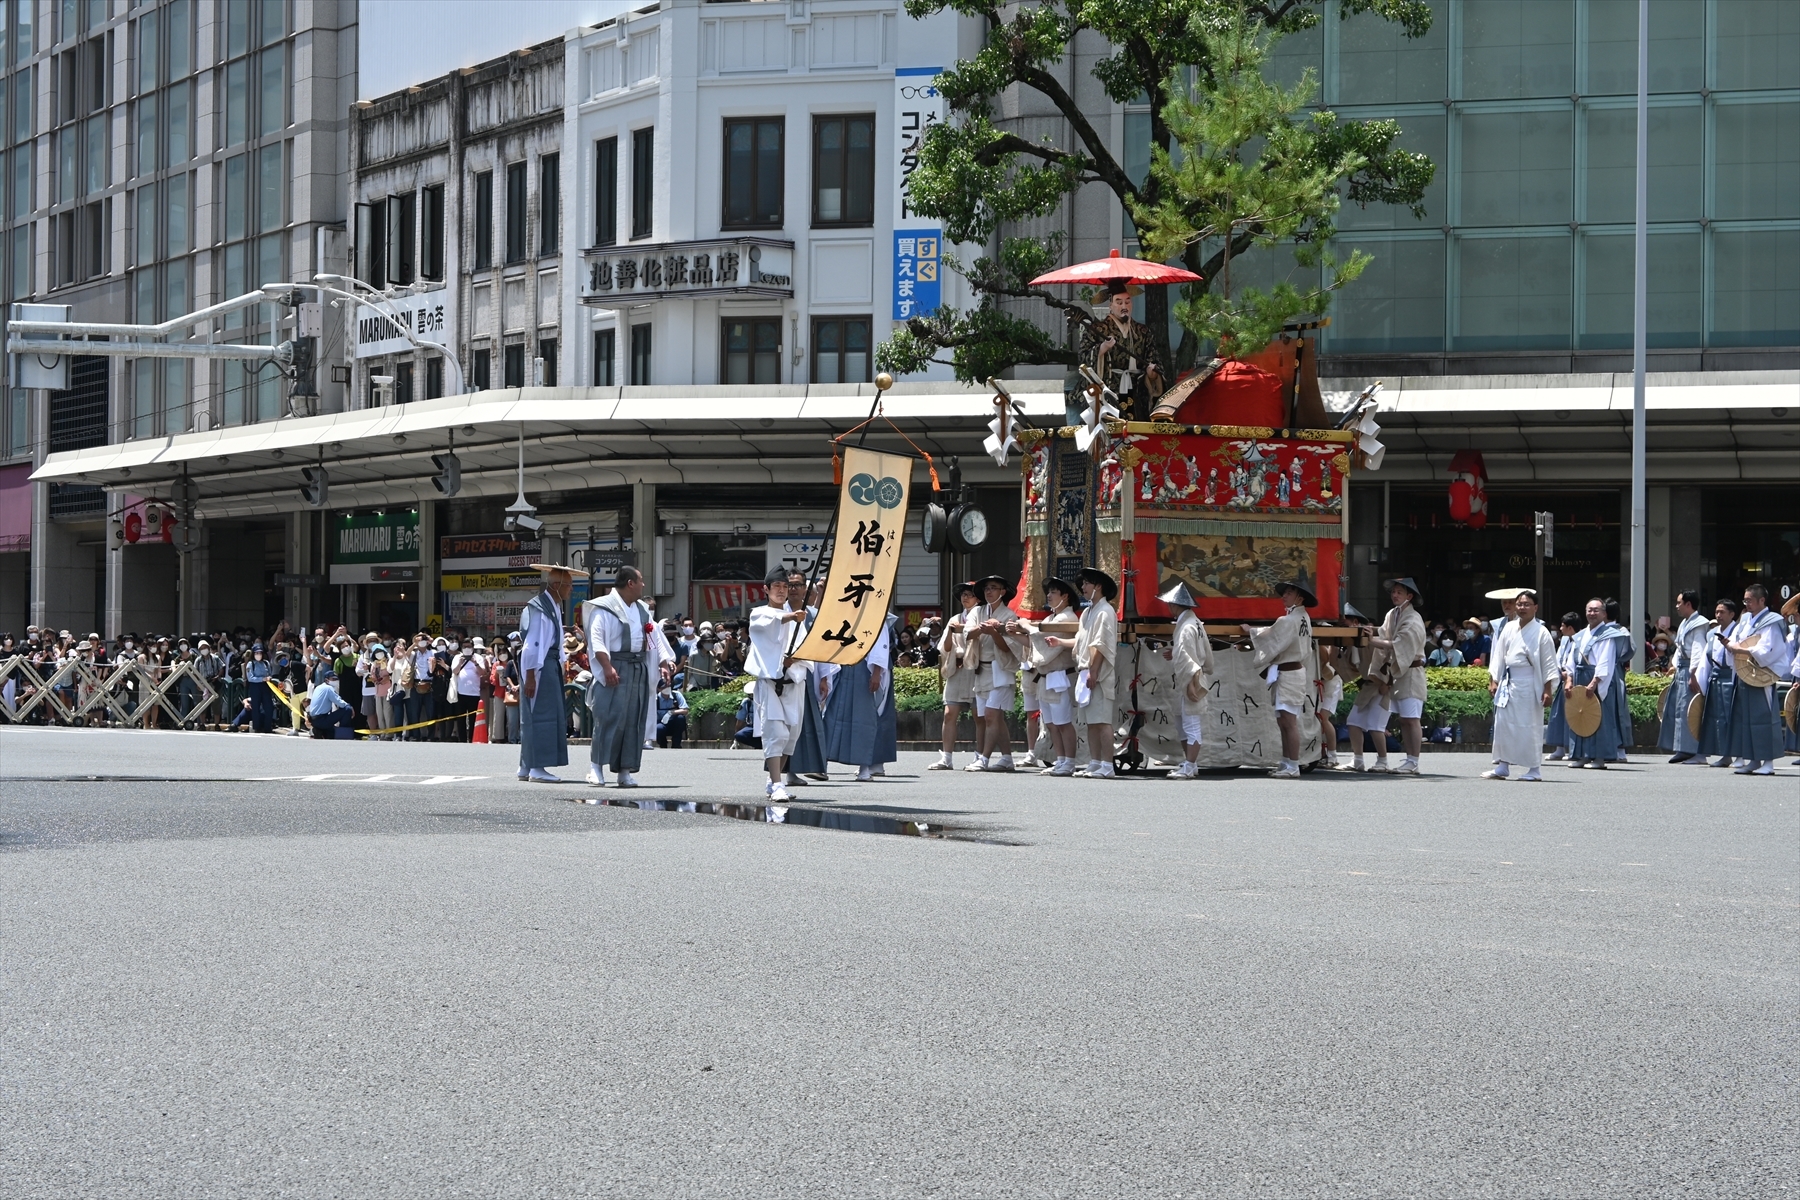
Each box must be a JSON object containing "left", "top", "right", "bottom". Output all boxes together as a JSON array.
[{"left": 2, "top": 727, "right": 1795, "bottom": 1199}]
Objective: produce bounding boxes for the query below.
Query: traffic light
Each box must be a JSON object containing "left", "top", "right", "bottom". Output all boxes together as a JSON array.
[
  {"left": 289, "top": 336, "right": 318, "bottom": 409},
  {"left": 431, "top": 451, "right": 461, "bottom": 496},
  {"left": 299, "top": 465, "right": 329, "bottom": 508}
]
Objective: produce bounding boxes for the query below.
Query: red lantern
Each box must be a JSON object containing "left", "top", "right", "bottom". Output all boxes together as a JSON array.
[
  {"left": 124, "top": 511, "right": 142, "bottom": 543},
  {"left": 1447, "top": 479, "right": 1473, "bottom": 522}
]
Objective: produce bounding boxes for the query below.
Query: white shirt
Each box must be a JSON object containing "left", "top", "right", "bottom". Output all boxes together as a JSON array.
[
  {"left": 744, "top": 604, "right": 794, "bottom": 680},
  {"left": 586, "top": 597, "right": 646, "bottom": 656},
  {"left": 519, "top": 591, "right": 564, "bottom": 675}
]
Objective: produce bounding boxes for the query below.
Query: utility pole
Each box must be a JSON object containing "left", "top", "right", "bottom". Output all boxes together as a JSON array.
[{"left": 1628, "top": 0, "right": 1650, "bottom": 670}]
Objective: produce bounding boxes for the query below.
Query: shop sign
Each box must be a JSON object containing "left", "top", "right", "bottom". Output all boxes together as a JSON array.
[
  {"left": 581, "top": 237, "right": 793, "bottom": 305},
  {"left": 334, "top": 510, "right": 420, "bottom": 564},
  {"left": 354, "top": 289, "right": 449, "bottom": 359},
  {"left": 766, "top": 537, "right": 826, "bottom": 579},
  {"left": 440, "top": 533, "right": 542, "bottom": 572},
  {"left": 441, "top": 571, "right": 545, "bottom": 591},
  {"left": 894, "top": 66, "right": 946, "bottom": 320}
]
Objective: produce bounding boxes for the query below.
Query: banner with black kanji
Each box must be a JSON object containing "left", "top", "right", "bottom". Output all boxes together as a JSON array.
[{"left": 792, "top": 446, "right": 911, "bottom": 665}]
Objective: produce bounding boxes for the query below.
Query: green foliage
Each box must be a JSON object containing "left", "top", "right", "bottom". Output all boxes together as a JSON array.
[
  {"left": 685, "top": 683, "right": 750, "bottom": 717},
  {"left": 893, "top": 667, "right": 945, "bottom": 700},
  {"left": 1627, "top": 694, "right": 1661, "bottom": 723},
  {"left": 884, "top": 0, "right": 1436, "bottom": 380},
  {"left": 1423, "top": 666, "right": 1496, "bottom": 692}
]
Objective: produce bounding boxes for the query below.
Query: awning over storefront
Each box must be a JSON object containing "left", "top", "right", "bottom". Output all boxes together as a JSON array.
[
  {"left": 28, "top": 381, "right": 1065, "bottom": 519},
  {"left": 1334, "top": 370, "right": 1797, "bottom": 484},
  {"left": 26, "top": 372, "right": 1797, "bottom": 520}
]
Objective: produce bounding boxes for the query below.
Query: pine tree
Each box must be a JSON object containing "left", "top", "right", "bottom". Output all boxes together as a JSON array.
[{"left": 877, "top": 0, "right": 1436, "bottom": 382}]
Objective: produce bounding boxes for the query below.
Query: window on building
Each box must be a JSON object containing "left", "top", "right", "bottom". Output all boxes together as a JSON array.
[
  {"left": 813, "top": 115, "right": 874, "bottom": 226},
  {"left": 395, "top": 361, "right": 414, "bottom": 406},
  {"left": 215, "top": 2, "right": 285, "bottom": 149},
  {"left": 595, "top": 136, "right": 617, "bottom": 246},
  {"left": 722, "top": 317, "right": 781, "bottom": 384},
  {"left": 812, "top": 317, "right": 871, "bottom": 383},
  {"left": 504, "top": 161, "right": 527, "bottom": 263},
  {"left": 4, "top": 388, "right": 30, "bottom": 459},
  {"left": 594, "top": 329, "right": 615, "bottom": 386},
  {"left": 473, "top": 170, "right": 492, "bottom": 268},
  {"left": 629, "top": 323, "right": 652, "bottom": 385},
  {"left": 539, "top": 153, "right": 560, "bottom": 256},
  {"left": 421, "top": 184, "right": 444, "bottom": 280},
  {"left": 360, "top": 198, "right": 386, "bottom": 288},
  {"left": 386, "top": 190, "right": 415, "bottom": 285},
  {"left": 472, "top": 347, "right": 490, "bottom": 390},
  {"left": 631, "top": 127, "right": 653, "bottom": 239},
  {"left": 425, "top": 357, "right": 443, "bottom": 399},
  {"left": 722, "top": 117, "right": 782, "bottom": 228},
  {"left": 503, "top": 342, "right": 525, "bottom": 388},
  {"left": 538, "top": 338, "right": 558, "bottom": 386}
]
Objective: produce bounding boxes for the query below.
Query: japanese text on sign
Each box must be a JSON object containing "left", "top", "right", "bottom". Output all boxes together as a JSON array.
[
  {"left": 892, "top": 230, "right": 941, "bottom": 321},
  {"left": 793, "top": 447, "right": 913, "bottom": 665}
]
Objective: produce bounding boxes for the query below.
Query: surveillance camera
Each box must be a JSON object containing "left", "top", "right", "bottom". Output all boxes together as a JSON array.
[
  {"left": 505, "top": 512, "right": 544, "bottom": 534},
  {"left": 371, "top": 374, "right": 394, "bottom": 386}
]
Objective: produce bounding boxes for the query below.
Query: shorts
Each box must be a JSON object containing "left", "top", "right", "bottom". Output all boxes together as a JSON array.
[
  {"left": 1021, "top": 673, "right": 1042, "bottom": 715},
  {"left": 1180, "top": 714, "right": 1204, "bottom": 745},
  {"left": 1040, "top": 686, "right": 1074, "bottom": 726},
  {"left": 973, "top": 685, "right": 1014, "bottom": 716},
  {"left": 942, "top": 670, "right": 976, "bottom": 706},
  {"left": 1393, "top": 696, "right": 1424, "bottom": 720},
  {"left": 1321, "top": 678, "right": 1343, "bottom": 714},
  {"left": 1273, "top": 669, "right": 1309, "bottom": 716},
  {"left": 1076, "top": 687, "right": 1117, "bottom": 730},
  {"left": 1347, "top": 688, "right": 1391, "bottom": 729},
  {"left": 753, "top": 678, "right": 804, "bottom": 759}
]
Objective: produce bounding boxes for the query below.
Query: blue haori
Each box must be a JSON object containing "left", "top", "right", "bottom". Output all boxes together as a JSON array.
[
  {"left": 589, "top": 650, "right": 649, "bottom": 773},
  {"left": 1567, "top": 663, "right": 1622, "bottom": 762},
  {"left": 519, "top": 673, "right": 569, "bottom": 770},
  {"left": 1724, "top": 678, "right": 1781, "bottom": 763},
  {"left": 1657, "top": 663, "right": 1699, "bottom": 753},
  {"left": 823, "top": 660, "right": 898, "bottom": 768}
]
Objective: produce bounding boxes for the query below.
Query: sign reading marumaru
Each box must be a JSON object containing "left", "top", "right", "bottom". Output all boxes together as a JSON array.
[{"left": 334, "top": 510, "right": 421, "bottom": 563}]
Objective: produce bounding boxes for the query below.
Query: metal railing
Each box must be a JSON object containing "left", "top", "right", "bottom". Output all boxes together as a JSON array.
[{"left": 0, "top": 656, "right": 221, "bottom": 728}]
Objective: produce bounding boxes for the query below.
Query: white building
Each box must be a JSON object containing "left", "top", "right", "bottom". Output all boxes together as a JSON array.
[{"left": 563, "top": 0, "right": 973, "bottom": 388}]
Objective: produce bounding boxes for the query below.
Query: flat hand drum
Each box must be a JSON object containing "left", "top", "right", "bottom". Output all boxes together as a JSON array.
[{"left": 1565, "top": 686, "right": 1603, "bottom": 738}]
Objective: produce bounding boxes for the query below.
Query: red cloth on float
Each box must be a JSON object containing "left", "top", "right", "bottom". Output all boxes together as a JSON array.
[{"left": 1170, "top": 360, "right": 1286, "bottom": 428}]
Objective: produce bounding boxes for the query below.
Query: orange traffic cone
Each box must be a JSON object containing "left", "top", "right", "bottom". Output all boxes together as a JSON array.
[{"left": 472, "top": 702, "right": 489, "bottom": 744}]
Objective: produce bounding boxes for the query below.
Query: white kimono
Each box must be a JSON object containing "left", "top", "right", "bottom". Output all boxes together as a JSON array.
[{"left": 1489, "top": 617, "right": 1558, "bottom": 768}]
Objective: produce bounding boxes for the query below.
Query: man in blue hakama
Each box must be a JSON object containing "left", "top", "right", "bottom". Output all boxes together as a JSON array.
[
  {"left": 1564, "top": 597, "right": 1632, "bottom": 769},
  {"left": 1693, "top": 598, "right": 1741, "bottom": 768},
  {"left": 1544, "top": 612, "right": 1580, "bottom": 760},
  {"left": 518, "top": 563, "right": 581, "bottom": 783},
  {"left": 823, "top": 613, "right": 898, "bottom": 782},
  {"left": 1721, "top": 584, "right": 1787, "bottom": 775},
  {"left": 1659, "top": 591, "right": 1710, "bottom": 762},
  {"left": 784, "top": 575, "right": 829, "bottom": 784}
]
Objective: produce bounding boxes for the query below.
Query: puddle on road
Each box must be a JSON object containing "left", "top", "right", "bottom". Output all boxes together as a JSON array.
[{"left": 578, "top": 794, "right": 1010, "bottom": 842}]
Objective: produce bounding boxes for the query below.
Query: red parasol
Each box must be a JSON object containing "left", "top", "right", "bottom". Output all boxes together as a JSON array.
[{"left": 1029, "top": 248, "right": 1202, "bottom": 288}]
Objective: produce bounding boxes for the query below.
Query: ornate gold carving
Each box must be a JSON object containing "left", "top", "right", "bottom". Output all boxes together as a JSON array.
[
  {"left": 1205, "top": 425, "right": 1275, "bottom": 439},
  {"left": 1118, "top": 447, "right": 1145, "bottom": 469},
  {"left": 1332, "top": 453, "right": 1351, "bottom": 477},
  {"left": 1148, "top": 421, "right": 1185, "bottom": 435},
  {"left": 1017, "top": 426, "right": 1051, "bottom": 446}
]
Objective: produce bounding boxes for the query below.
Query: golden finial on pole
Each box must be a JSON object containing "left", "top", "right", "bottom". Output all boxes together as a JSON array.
[{"left": 875, "top": 371, "right": 894, "bottom": 392}]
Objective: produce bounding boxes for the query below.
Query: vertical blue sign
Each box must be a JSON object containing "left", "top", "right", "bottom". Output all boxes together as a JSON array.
[{"left": 893, "top": 228, "right": 941, "bottom": 321}]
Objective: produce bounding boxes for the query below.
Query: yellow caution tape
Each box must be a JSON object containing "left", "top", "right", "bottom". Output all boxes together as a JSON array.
[{"left": 266, "top": 681, "right": 481, "bottom": 737}]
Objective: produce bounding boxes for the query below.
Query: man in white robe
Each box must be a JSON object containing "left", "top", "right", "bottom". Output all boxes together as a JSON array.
[{"left": 1482, "top": 589, "right": 1558, "bottom": 781}]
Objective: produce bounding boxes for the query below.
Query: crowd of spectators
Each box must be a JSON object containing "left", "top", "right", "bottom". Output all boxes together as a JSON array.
[{"left": 1, "top": 609, "right": 951, "bottom": 741}]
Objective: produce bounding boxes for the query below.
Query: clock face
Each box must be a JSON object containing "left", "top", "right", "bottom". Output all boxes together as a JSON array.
[
  {"left": 958, "top": 507, "right": 989, "bottom": 548},
  {"left": 921, "top": 503, "right": 948, "bottom": 554}
]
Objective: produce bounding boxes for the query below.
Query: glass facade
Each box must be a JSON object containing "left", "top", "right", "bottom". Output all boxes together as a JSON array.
[{"left": 1260, "top": 0, "right": 1800, "bottom": 360}]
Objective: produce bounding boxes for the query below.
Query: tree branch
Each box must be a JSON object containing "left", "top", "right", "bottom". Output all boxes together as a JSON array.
[{"left": 974, "top": 130, "right": 1087, "bottom": 171}]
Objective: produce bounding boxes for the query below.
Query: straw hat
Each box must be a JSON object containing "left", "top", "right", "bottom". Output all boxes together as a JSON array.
[
  {"left": 1687, "top": 692, "right": 1705, "bottom": 739},
  {"left": 1566, "top": 686, "right": 1603, "bottom": 738},
  {"left": 528, "top": 562, "right": 591, "bottom": 578}
]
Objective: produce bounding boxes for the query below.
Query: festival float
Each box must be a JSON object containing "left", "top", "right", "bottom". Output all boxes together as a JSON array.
[{"left": 989, "top": 253, "right": 1385, "bottom": 771}]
